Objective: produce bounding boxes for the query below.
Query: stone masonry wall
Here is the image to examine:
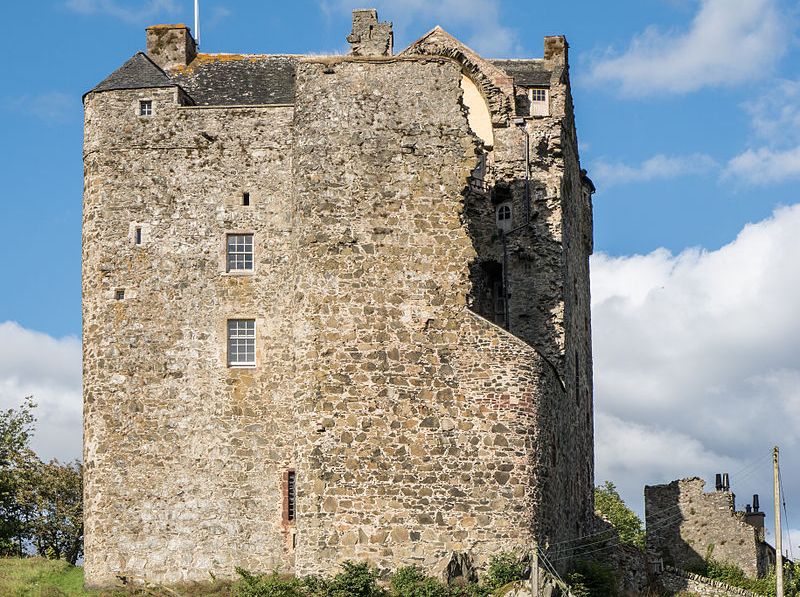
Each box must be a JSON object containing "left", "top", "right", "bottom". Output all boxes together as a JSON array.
[
  {"left": 83, "top": 42, "right": 594, "bottom": 587},
  {"left": 645, "top": 478, "right": 762, "bottom": 578},
  {"left": 83, "top": 88, "right": 297, "bottom": 586}
]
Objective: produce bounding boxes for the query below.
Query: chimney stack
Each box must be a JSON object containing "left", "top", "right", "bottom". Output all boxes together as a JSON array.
[
  {"left": 346, "top": 9, "right": 393, "bottom": 57},
  {"left": 543, "top": 35, "right": 569, "bottom": 68},
  {"left": 146, "top": 24, "right": 197, "bottom": 70}
]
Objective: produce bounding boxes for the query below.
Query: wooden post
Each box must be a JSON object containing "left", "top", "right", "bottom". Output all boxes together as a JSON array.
[
  {"left": 774, "top": 446, "right": 783, "bottom": 597},
  {"left": 531, "top": 541, "right": 539, "bottom": 597}
]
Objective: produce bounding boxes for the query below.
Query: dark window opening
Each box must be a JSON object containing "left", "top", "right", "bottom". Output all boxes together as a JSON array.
[
  {"left": 139, "top": 100, "right": 152, "bottom": 117},
  {"left": 243, "top": 192, "right": 250, "bottom": 206},
  {"left": 135, "top": 227, "right": 142, "bottom": 245},
  {"left": 115, "top": 289, "right": 125, "bottom": 301},
  {"left": 286, "top": 470, "right": 296, "bottom": 522}
]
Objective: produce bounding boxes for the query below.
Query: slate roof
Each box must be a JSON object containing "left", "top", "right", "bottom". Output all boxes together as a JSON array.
[
  {"left": 90, "top": 52, "right": 175, "bottom": 95},
  {"left": 170, "top": 55, "right": 296, "bottom": 105},
  {"left": 490, "top": 59, "right": 552, "bottom": 86}
]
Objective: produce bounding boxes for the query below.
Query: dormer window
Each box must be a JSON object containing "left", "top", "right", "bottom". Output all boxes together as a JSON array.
[
  {"left": 496, "top": 203, "right": 512, "bottom": 232},
  {"left": 529, "top": 88, "right": 549, "bottom": 117},
  {"left": 139, "top": 100, "right": 153, "bottom": 117}
]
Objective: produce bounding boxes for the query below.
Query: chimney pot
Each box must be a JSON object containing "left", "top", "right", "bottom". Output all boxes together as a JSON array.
[
  {"left": 715, "top": 473, "right": 723, "bottom": 491},
  {"left": 753, "top": 494, "right": 760, "bottom": 512}
]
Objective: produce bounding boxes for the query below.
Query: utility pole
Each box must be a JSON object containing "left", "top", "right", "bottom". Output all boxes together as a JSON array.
[
  {"left": 774, "top": 446, "right": 783, "bottom": 597},
  {"left": 531, "top": 541, "right": 539, "bottom": 597}
]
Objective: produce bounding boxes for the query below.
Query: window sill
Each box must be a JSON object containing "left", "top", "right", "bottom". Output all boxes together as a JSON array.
[{"left": 222, "top": 270, "right": 255, "bottom": 276}]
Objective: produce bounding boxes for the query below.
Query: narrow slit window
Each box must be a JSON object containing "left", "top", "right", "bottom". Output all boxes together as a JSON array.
[
  {"left": 242, "top": 192, "right": 250, "bottom": 206},
  {"left": 135, "top": 227, "right": 142, "bottom": 245},
  {"left": 139, "top": 100, "right": 153, "bottom": 117},
  {"left": 226, "top": 234, "right": 254, "bottom": 272},
  {"left": 227, "top": 319, "right": 255, "bottom": 366},
  {"left": 286, "top": 470, "right": 296, "bottom": 522}
]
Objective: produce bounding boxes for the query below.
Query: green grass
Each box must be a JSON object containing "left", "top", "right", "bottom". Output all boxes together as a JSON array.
[
  {"left": 0, "top": 558, "right": 235, "bottom": 597},
  {"left": 0, "top": 557, "right": 94, "bottom": 596}
]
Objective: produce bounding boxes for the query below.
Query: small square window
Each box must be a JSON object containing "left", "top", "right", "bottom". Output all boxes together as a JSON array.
[
  {"left": 228, "top": 319, "right": 255, "bottom": 366},
  {"left": 529, "top": 88, "right": 549, "bottom": 117},
  {"left": 139, "top": 100, "right": 153, "bottom": 117},
  {"left": 227, "top": 234, "right": 253, "bottom": 272},
  {"left": 115, "top": 289, "right": 125, "bottom": 300}
]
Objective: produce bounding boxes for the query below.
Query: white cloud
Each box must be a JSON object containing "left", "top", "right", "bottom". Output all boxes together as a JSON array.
[
  {"left": 65, "top": 0, "right": 180, "bottom": 24},
  {"left": 724, "top": 79, "right": 800, "bottom": 184},
  {"left": 320, "top": 0, "right": 522, "bottom": 57},
  {"left": 0, "top": 322, "right": 82, "bottom": 463},
  {"left": 5, "top": 92, "right": 77, "bottom": 124},
  {"left": 724, "top": 146, "right": 800, "bottom": 184},
  {"left": 592, "top": 204, "right": 800, "bottom": 526},
  {"left": 591, "top": 153, "right": 717, "bottom": 187},
  {"left": 586, "top": 0, "right": 786, "bottom": 95}
]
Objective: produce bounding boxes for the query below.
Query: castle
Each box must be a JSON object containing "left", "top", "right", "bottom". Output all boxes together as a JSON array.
[{"left": 82, "top": 10, "right": 595, "bottom": 587}]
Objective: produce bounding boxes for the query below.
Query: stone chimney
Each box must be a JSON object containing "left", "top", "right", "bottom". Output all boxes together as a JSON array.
[
  {"left": 543, "top": 35, "right": 569, "bottom": 68},
  {"left": 346, "top": 9, "right": 393, "bottom": 57},
  {"left": 146, "top": 24, "right": 197, "bottom": 70}
]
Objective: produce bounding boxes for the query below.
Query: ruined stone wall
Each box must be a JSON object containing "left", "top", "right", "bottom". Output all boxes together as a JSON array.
[
  {"left": 290, "top": 57, "right": 579, "bottom": 577},
  {"left": 659, "top": 567, "right": 761, "bottom": 597},
  {"left": 83, "top": 88, "right": 297, "bottom": 587},
  {"left": 645, "top": 478, "right": 762, "bottom": 578}
]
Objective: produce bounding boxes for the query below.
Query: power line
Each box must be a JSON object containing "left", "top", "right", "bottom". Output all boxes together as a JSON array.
[{"left": 778, "top": 463, "right": 793, "bottom": 560}]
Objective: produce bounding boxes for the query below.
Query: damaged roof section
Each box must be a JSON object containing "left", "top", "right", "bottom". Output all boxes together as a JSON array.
[{"left": 490, "top": 59, "right": 552, "bottom": 87}]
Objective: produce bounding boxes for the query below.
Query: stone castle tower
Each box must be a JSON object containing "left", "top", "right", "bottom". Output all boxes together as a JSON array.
[{"left": 82, "top": 9, "right": 595, "bottom": 587}]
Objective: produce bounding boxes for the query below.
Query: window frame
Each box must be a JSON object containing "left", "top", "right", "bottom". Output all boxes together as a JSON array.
[
  {"left": 529, "top": 87, "right": 549, "bottom": 117},
  {"left": 496, "top": 202, "right": 512, "bottom": 232},
  {"left": 138, "top": 99, "right": 153, "bottom": 117},
  {"left": 227, "top": 319, "right": 256, "bottom": 367},
  {"left": 226, "top": 233, "right": 254, "bottom": 273}
]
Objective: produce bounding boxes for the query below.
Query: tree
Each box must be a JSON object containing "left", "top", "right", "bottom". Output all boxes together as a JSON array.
[
  {"left": 0, "top": 396, "right": 39, "bottom": 556},
  {"left": 22, "top": 459, "right": 84, "bottom": 564},
  {"left": 594, "top": 481, "right": 645, "bottom": 550},
  {"left": 0, "top": 397, "right": 84, "bottom": 563}
]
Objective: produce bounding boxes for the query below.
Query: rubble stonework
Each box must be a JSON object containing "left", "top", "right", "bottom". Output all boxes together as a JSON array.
[
  {"left": 82, "top": 10, "right": 595, "bottom": 587},
  {"left": 645, "top": 478, "right": 774, "bottom": 579}
]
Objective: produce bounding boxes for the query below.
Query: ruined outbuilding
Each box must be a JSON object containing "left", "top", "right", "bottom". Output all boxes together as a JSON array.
[
  {"left": 645, "top": 476, "right": 776, "bottom": 579},
  {"left": 82, "top": 10, "right": 595, "bottom": 587}
]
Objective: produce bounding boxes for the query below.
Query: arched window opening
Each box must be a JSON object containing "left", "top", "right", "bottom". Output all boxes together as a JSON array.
[{"left": 496, "top": 202, "right": 512, "bottom": 232}]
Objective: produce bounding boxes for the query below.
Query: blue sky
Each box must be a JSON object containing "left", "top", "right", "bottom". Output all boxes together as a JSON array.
[{"left": 1, "top": 0, "right": 800, "bottom": 555}]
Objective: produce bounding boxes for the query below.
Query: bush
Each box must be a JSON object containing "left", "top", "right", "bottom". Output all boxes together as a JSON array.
[
  {"left": 594, "top": 481, "right": 645, "bottom": 550},
  {"left": 325, "top": 561, "right": 387, "bottom": 597},
  {"left": 391, "top": 566, "right": 451, "bottom": 597},
  {"left": 235, "top": 567, "right": 308, "bottom": 597},
  {"left": 474, "top": 552, "right": 525, "bottom": 592},
  {"left": 566, "top": 560, "right": 617, "bottom": 597}
]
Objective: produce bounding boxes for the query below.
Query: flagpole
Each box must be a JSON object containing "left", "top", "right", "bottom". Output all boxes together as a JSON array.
[{"left": 194, "top": 0, "right": 200, "bottom": 48}]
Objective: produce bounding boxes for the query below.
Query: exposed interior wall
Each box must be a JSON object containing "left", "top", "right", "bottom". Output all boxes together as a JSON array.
[{"left": 460, "top": 75, "right": 493, "bottom": 147}]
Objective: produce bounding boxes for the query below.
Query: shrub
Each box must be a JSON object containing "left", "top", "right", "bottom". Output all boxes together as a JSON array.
[
  {"left": 594, "top": 481, "right": 645, "bottom": 550},
  {"left": 235, "top": 567, "right": 308, "bottom": 597},
  {"left": 325, "top": 561, "right": 387, "bottom": 597},
  {"left": 482, "top": 552, "right": 527, "bottom": 591},
  {"left": 391, "top": 566, "right": 451, "bottom": 597},
  {"left": 566, "top": 560, "right": 617, "bottom": 597}
]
